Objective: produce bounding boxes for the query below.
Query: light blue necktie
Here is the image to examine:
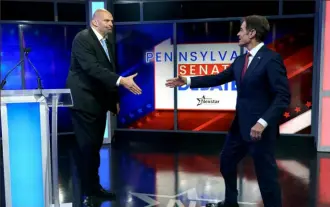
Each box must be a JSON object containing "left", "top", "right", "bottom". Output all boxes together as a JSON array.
[{"left": 101, "top": 39, "right": 111, "bottom": 62}]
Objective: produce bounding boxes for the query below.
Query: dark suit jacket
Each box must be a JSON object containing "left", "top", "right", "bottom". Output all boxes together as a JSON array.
[
  {"left": 190, "top": 45, "right": 291, "bottom": 141},
  {"left": 66, "top": 28, "right": 120, "bottom": 115}
]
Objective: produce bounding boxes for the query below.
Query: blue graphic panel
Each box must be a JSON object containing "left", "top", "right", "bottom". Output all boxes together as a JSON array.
[
  {"left": 115, "top": 23, "right": 173, "bottom": 128},
  {"left": 6, "top": 102, "right": 44, "bottom": 207}
]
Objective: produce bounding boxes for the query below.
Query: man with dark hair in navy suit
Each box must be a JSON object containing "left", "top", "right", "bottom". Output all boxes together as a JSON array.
[{"left": 166, "top": 15, "right": 290, "bottom": 207}]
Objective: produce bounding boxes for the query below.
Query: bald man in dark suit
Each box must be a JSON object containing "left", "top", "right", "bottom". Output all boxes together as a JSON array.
[{"left": 66, "top": 9, "right": 142, "bottom": 206}]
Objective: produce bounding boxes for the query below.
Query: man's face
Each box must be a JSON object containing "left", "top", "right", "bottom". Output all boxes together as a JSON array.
[
  {"left": 237, "top": 21, "right": 254, "bottom": 47},
  {"left": 95, "top": 11, "right": 113, "bottom": 35}
]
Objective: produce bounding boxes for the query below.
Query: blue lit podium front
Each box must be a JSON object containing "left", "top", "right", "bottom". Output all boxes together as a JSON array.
[{"left": 0, "top": 89, "right": 72, "bottom": 207}]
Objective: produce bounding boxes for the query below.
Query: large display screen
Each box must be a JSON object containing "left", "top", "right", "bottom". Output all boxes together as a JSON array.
[
  {"left": 174, "top": 21, "right": 241, "bottom": 132},
  {"left": 115, "top": 23, "right": 174, "bottom": 129},
  {"left": 116, "top": 17, "right": 314, "bottom": 134},
  {"left": 152, "top": 42, "right": 240, "bottom": 110}
]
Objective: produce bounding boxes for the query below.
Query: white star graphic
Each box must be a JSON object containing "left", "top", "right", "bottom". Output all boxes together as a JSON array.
[{"left": 130, "top": 187, "right": 258, "bottom": 207}]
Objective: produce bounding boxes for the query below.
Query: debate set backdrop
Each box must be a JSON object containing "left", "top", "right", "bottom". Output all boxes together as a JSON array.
[
  {"left": 0, "top": 17, "right": 314, "bottom": 134},
  {"left": 115, "top": 17, "right": 314, "bottom": 134}
]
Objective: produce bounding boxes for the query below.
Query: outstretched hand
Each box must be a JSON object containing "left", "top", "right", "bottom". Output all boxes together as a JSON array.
[
  {"left": 120, "top": 73, "right": 142, "bottom": 95},
  {"left": 165, "top": 76, "right": 187, "bottom": 88}
]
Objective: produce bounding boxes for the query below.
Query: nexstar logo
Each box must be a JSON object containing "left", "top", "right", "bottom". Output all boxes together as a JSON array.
[
  {"left": 145, "top": 50, "right": 238, "bottom": 63},
  {"left": 197, "top": 95, "right": 220, "bottom": 106}
]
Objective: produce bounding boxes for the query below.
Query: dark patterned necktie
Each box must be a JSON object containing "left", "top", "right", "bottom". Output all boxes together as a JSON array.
[{"left": 241, "top": 52, "right": 251, "bottom": 79}]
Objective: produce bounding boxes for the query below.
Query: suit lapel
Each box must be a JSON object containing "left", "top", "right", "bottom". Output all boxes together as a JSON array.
[
  {"left": 241, "top": 46, "right": 266, "bottom": 82},
  {"left": 88, "top": 28, "right": 112, "bottom": 65}
]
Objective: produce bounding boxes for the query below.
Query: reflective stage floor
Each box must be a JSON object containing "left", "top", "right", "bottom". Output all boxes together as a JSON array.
[
  {"left": 1, "top": 135, "right": 330, "bottom": 207},
  {"left": 57, "top": 135, "right": 329, "bottom": 207}
]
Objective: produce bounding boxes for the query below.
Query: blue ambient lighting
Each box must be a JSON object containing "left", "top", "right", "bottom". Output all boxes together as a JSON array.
[
  {"left": 7, "top": 102, "right": 44, "bottom": 207},
  {"left": 99, "top": 148, "right": 112, "bottom": 207}
]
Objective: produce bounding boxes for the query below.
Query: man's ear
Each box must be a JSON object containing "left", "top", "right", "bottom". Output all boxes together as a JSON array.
[
  {"left": 91, "top": 20, "right": 98, "bottom": 27},
  {"left": 249, "top": 29, "right": 256, "bottom": 39}
]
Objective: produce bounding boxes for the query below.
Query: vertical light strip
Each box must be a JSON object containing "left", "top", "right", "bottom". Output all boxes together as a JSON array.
[
  {"left": 104, "top": 113, "right": 109, "bottom": 139},
  {"left": 323, "top": 1, "right": 330, "bottom": 91},
  {"left": 6, "top": 102, "right": 44, "bottom": 207},
  {"left": 321, "top": 97, "right": 330, "bottom": 146},
  {"left": 320, "top": 1, "right": 330, "bottom": 150},
  {"left": 91, "top": 2, "right": 105, "bottom": 14}
]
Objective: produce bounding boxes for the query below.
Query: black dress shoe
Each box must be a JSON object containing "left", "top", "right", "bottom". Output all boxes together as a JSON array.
[
  {"left": 93, "top": 187, "right": 116, "bottom": 200},
  {"left": 206, "top": 201, "right": 239, "bottom": 207},
  {"left": 83, "top": 196, "right": 103, "bottom": 207}
]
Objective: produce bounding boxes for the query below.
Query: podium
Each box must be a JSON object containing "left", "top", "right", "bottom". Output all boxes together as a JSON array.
[{"left": 1, "top": 89, "right": 72, "bottom": 207}]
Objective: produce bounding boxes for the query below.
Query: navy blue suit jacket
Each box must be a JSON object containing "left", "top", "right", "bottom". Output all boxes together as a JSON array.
[{"left": 190, "top": 45, "right": 291, "bottom": 141}]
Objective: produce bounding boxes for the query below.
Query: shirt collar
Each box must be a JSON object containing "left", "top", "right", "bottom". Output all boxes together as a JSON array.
[
  {"left": 248, "top": 42, "right": 264, "bottom": 57},
  {"left": 91, "top": 27, "right": 106, "bottom": 41}
]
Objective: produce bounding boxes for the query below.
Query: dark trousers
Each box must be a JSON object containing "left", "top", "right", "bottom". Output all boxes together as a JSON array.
[
  {"left": 220, "top": 129, "right": 282, "bottom": 207},
  {"left": 70, "top": 109, "right": 106, "bottom": 195}
]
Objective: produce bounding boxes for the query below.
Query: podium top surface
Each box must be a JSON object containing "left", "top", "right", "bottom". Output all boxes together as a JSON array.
[
  {"left": 1, "top": 89, "right": 73, "bottom": 107},
  {"left": 1, "top": 89, "right": 70, "bottom": 96}
]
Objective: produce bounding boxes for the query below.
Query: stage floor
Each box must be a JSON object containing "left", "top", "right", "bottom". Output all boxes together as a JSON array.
[
  {"left": 51, "top": 136, "right": 329, "bottom": 207},
  {"left": 1, "top": 134, "right": 329, "bottom": 207}
]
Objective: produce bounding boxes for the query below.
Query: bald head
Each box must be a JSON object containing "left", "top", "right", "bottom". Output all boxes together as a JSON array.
[
  {"left": 91, "top": 9, "right": 114, "bottom": 36},
  {"left": 92, "top": 9, "right": 110, "bottom": 20}
]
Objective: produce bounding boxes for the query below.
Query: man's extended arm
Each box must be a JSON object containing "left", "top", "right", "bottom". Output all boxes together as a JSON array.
[{"left": 261, "top": 54, "right": 291, "bottom": 126}]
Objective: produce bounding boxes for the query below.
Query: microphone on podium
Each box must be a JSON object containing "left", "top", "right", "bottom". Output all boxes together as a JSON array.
[
  {"left": 0, "top": 48, "right": 43, "bottom": 90},
  {"left": 0, "top": 57, "right": 25, "bottom": 90}
]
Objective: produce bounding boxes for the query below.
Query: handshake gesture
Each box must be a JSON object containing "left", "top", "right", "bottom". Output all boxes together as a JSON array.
[
  {"left": 120, "top": 73, "right": 142, "bottom": 95},
  {"left": 165, "top": 76, "right": 187, "bottom": 88},
  {"left": 119, "top": 74, "right": 189, "bottom": 94}
]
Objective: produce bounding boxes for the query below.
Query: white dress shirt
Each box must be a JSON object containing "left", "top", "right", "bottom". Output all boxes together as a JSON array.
[
  {"left": 91, "top": 27, "right": 121, "bottom": 86},
  {"left": 185, "top": 42, "right": 268, "bottom": 128}
]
